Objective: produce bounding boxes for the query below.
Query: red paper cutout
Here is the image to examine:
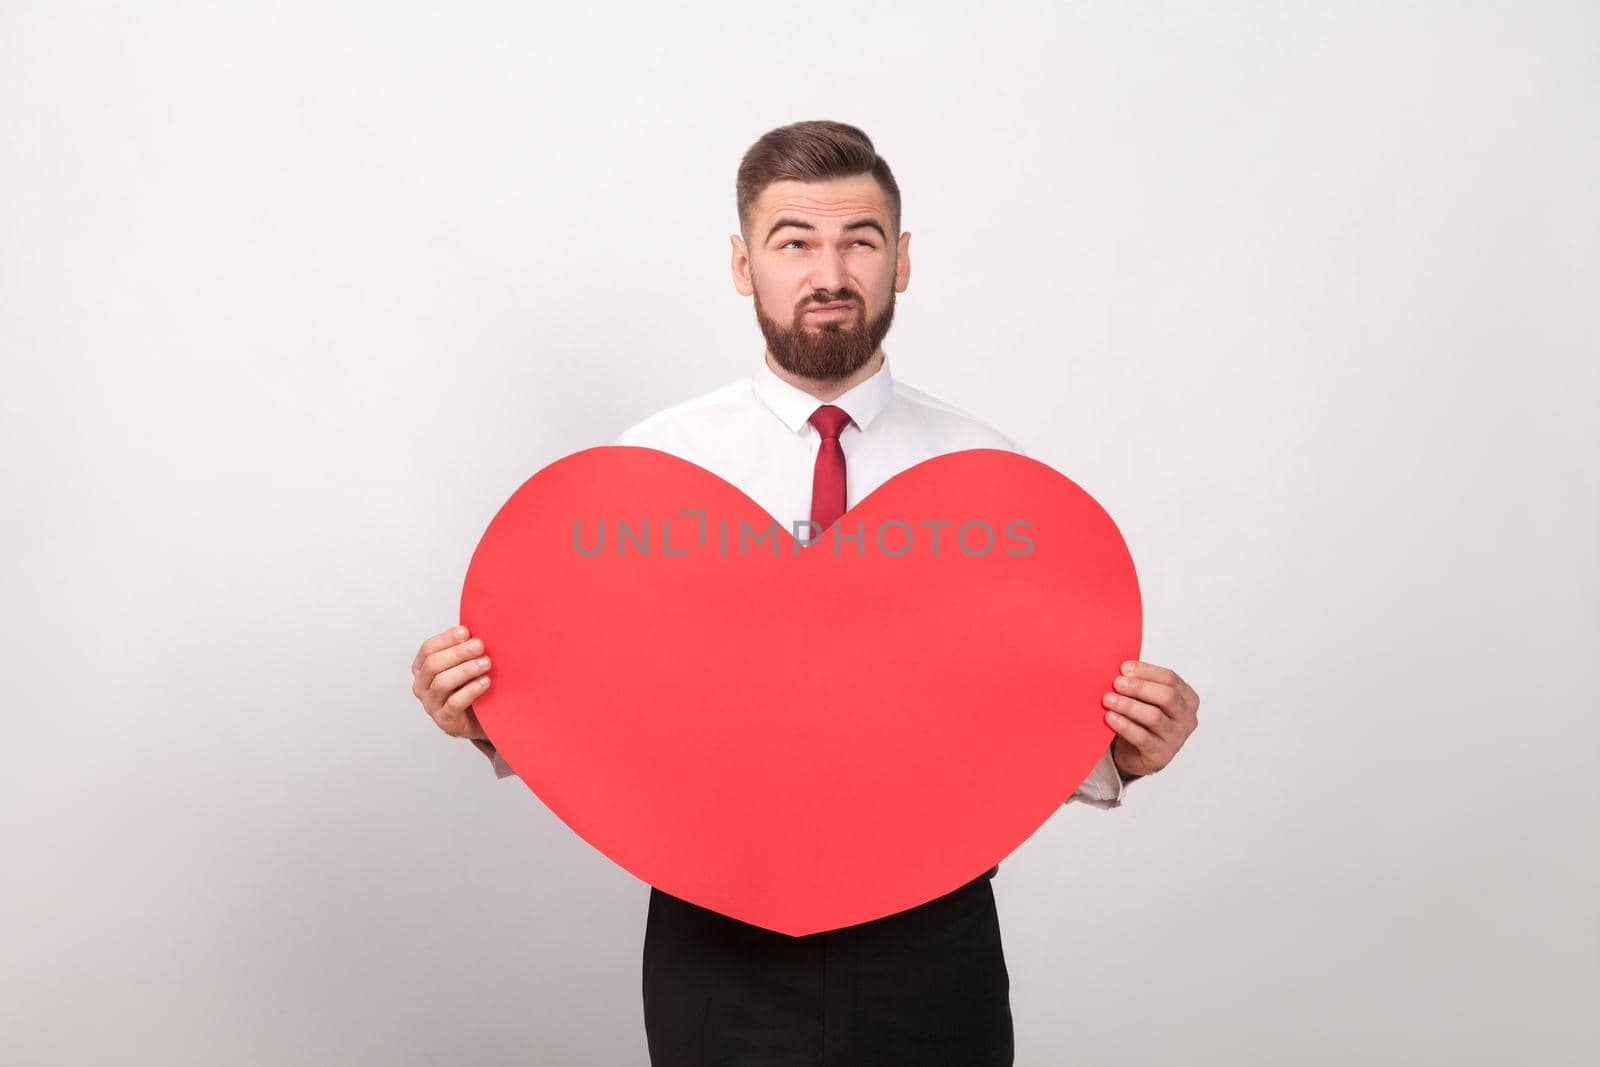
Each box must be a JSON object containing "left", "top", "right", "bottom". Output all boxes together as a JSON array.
[{"left": 460, "top": 446, "right": 1140, "bottom": 936}]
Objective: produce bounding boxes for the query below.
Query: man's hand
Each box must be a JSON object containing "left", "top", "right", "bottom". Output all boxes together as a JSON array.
[
  {"left": 1101, "top": 659, "right": 1199, "bottom": 780},
  {"left": 412, "top": 625, "right": 493, "bottom": 741}
]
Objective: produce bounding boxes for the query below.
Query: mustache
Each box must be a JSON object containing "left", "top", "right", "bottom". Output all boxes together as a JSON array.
[{"left": 801, "top": 292, "right": 858, "bottom": 312}]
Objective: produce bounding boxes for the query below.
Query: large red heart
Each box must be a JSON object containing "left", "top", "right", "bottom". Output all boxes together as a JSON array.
[{"left": 460, "top": 446, "right": 1140, "bottom": 936}]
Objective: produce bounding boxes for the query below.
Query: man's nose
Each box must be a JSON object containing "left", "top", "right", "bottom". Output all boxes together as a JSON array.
[{"left": 807, "top": 244, "right": 849, "bottom": 292}]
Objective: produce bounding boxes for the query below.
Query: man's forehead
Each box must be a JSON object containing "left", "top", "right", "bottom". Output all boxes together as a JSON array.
[{"left": 753, "top": 177, "right": 890, "bottom": 228}]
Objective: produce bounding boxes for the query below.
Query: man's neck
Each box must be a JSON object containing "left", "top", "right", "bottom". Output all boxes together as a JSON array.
[{"left": 763, "top": 349, "right": 884, "bottom": 403}]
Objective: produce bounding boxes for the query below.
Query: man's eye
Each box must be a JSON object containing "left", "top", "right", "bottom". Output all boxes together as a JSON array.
[{"left": 779, "top": 240, "right": 875, "bottom": 249}]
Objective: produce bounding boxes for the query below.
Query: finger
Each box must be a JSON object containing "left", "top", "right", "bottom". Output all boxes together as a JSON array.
[
  {"left": 1178, "top": 677, "right": 1200, "bottom": 714},
  {"left": 1121, "top": 659, "right": 1181, "bottom": 689},
  {"left": 421, "top": 635, "right": 486, "bottom": 687},
  {"left": 409, "top": 639, "right": 476, "bottom": 703},
  {"left": 1105, "top": 704, "right": 1161, "bottom": 754},
  {"left": 1112, "top": 674, "right": 1179, "bottom": 716},
  {"left": 414, "top": 625, "right": 471, "bottom": 674},
  {"left": 1124, "top": 661, "right": 1200, "bottom": 719},
  {"left": 1103, "top": 690, "right": 1177, "bottom": 742},
  {"left": 412, "top": 636, "right": 481, "bottom": 700},
  {"left": 428, "top": 653, "right": 491, "bottom": 709},
  {"left": 436, "top": 681, "right": 491, "bottom": 739}
]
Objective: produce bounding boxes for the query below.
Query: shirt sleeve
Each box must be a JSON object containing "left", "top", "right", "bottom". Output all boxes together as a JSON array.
[
  {"left": 1002, "top": 434, "right": 1030, "bottom": 459},
  {"left": 1063, "top": 742, "right": 1134, "bottom": 810},
  {"left": 471, "top": 738, "right": 519, "bottom": 780}
]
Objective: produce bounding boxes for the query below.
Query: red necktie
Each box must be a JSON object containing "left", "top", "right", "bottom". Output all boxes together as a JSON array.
[{"left": 808, "top": 404, "right": 853, "bottom": 536}]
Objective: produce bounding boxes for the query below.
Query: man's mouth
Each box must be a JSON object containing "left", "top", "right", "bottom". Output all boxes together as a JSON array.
[{"left": 807, "top": 302, "right": 855, "bottom": 316}]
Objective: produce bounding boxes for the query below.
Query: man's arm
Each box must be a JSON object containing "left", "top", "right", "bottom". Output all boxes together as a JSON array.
[
  {"left": 472, "top": 738, "right": 518, "bottom": 780},
  {"left": 1103, "top": 660, "right": 1199, "bottom": 779},
  {"left": 1064, "top": 742, "right": 1142, "bottom": 810}
]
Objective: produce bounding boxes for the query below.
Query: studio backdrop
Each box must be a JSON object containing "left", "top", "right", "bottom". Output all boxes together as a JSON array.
[{"left": 1, "top": 2, "right": 1594, "bottom": 1064}]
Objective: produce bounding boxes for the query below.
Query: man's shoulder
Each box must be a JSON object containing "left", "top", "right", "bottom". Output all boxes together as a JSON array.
[
  {"left": 612, "top": 377, "right": 754, "bottom": 448},
  {"left": 888, "top": 376, "right": 1028, "bottom": 457}
]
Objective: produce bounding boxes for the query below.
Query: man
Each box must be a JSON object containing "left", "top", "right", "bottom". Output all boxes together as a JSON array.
[{"left": 411, "top": 120, "right": 1200, "bottom": 1065}]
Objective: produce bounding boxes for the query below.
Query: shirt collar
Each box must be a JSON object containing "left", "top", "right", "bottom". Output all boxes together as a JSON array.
[{"left": 751, "top": 349, "right": 895, "bottom": 435}]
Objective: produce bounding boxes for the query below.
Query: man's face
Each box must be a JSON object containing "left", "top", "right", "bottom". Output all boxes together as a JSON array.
[{"left": 732, "top": 173, "right": 912, "bottom": 382}]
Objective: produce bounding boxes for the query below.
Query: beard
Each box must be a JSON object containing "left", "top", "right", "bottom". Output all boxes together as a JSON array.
[{"left": 754, "top": 284, "right": 896, "bottom": 382}]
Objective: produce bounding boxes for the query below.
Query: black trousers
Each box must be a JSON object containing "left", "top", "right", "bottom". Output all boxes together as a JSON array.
[{"left": 641, "top": 865, "right": 1013, "bottom": 1066}]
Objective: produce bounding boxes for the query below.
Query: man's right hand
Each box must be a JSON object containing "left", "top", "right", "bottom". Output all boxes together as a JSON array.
[{"left": 411, "top": 625, "right": 492, "bottom": 741}]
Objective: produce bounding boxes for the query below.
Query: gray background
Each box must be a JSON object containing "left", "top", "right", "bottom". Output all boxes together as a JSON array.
[{"left": 2, "top": 2, "right": 1595, "bottom": 1063}]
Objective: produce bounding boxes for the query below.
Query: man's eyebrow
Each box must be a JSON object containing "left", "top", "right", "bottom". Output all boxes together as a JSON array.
[{"left": 765, "top": 217, "right": 888, "bottom": 244}]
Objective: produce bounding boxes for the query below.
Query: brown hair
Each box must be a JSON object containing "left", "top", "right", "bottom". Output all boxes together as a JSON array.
[{"left": 735, "top": 120, "right": 902, "bottom": 244}]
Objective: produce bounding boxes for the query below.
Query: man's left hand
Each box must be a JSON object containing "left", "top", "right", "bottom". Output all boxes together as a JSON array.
[{"left": 1101, "top": 660, "right": 1200, "bottom": 780}]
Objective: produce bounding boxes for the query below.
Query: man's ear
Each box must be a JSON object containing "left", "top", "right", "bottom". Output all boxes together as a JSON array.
[
  {"left": 731, "top": 234, "right": 754, "bottom": 296},
  {"left": 894, "top": 230, "right": 912, "bottom": 293}
]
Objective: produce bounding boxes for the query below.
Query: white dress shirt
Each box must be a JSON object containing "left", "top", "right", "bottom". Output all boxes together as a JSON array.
[{"left": 474, "top": 349, "right": 1130, "bottom": 810}]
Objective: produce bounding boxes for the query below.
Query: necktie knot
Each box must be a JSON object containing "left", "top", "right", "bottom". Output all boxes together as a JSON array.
[{"left": 808, "top": 404, "right": 853, "bottom": 440}]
